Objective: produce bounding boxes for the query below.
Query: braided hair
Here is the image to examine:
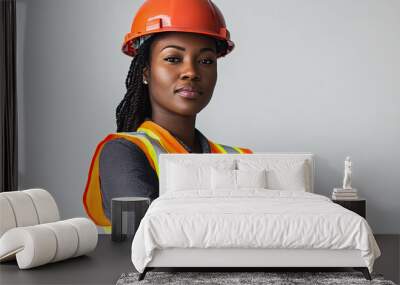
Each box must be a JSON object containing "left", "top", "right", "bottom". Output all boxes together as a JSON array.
[
  {"left": 116, "top": 36, "right": 155, "bottom": 132},
  {"left": 116, "top": 34, "right": 228, "bottom": 132}
]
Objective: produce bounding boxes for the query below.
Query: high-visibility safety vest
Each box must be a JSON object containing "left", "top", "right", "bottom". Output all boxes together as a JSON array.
[{"left": 83, "top": 120, "right": 253, "bottom": 226}]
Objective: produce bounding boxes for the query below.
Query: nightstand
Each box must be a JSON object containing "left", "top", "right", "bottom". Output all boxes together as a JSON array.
[
  {"left": 111, "top": 197, "right": 150, "bottom": 242},
  {"left": 332, "top": 198, "right": 366, "bottom": 218}
]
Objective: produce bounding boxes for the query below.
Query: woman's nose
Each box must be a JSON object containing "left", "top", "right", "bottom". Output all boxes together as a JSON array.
[{"left": 180, "top": 61, "right": 200, "bottom": 81}]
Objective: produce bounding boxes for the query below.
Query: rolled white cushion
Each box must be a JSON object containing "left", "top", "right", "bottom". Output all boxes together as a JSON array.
[
  {"left": 42, "top": 221, "right": 79, "bottom": 262},
  {"left": 0, "top": 226, "right": 57, "bottom": 269},
  {"left": 0, "top": 191, "right": 39, "bottom": 227},
  {"left": 0, "top": 218, "right": 97, "bottom": 269},
  {"left": 0, "top": 189, "right": 59, "bottom": 238},
  {"left": 64, "top": 218, "right": 98, "bottom": 257},
  {"left": 23, "top": 188, "right": 59, "bottom": 223},
  {"left": 0, "top": 196, "right": 17, "bottom": 237}
]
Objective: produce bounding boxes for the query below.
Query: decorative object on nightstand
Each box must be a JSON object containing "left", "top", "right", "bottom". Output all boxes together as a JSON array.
[
  {"left": 332, "top": 156, "right": 359, "bottom": 200},
  {"left": 342, "top": 156, "right": 352, "bottom": 190},
  {"left": 111, "top": 197, "right": 150, "bottom": 242},
  {"left": 332, "top": 198, "right": 366, "bottom": 219}
]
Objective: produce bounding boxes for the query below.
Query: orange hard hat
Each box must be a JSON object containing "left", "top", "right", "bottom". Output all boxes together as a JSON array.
[{"left": 122, "top": 0, "right": 234, "bottom": 58}]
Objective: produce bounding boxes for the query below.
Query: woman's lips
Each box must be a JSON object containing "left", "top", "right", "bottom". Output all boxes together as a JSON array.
[{"left": 176, "top": 90, "right": 200, "bottom": 99}]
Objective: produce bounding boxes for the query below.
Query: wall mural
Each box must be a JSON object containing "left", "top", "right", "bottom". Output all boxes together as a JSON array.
[{"left": 82, "top": 0, "right": 253, "bottom": 228}]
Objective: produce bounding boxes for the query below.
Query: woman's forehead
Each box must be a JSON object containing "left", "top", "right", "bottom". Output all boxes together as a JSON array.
[{"left": 151, "top": 32, "right": 217, "bottom": 53}]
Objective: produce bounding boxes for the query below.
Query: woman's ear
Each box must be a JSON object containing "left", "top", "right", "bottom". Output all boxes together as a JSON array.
[{"left": 143, "top": 66, "right": 150, "bottom": 84}]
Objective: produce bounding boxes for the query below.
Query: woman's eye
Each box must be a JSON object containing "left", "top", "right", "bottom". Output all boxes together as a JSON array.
[
  {"left": 164, "top": 57, "right": 214, "bottom": 65},
  {"left": 164, "top": 57, "right": 181, "bottom": 63},
  {"left": 200, "top": 59, "right": 214, "bottom": 65}
]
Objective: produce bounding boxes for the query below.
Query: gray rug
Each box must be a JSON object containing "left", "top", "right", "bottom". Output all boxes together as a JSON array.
[{"left": 116, "top": 271, "right": 396, "bottom": 285}]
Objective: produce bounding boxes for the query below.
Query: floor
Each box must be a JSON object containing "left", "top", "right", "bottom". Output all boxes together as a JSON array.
[
  {"left": 0, "top": 236, "right": 133, "bottom": 285},
  {"left": 0, "top": 235, "right": 398, "bottom": 285}
]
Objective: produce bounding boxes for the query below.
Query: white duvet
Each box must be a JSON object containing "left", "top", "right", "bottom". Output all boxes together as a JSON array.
[{"left": 131, "top": 190, "right": 381, "bottom": 273}]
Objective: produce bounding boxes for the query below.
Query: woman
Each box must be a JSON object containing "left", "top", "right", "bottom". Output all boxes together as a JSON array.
[{"left": 83, "top": 0, "right": 253, "bottom": 227}]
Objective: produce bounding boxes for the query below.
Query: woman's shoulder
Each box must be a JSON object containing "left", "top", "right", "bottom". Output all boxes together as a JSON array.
[
  {"left": 99, "top": 136, "right": 147, "bottom": 163},
  {"left": 103, "top": 136, "right": 138, "bottom": 147},
  {"left": 99, "top": 131, "right": 149, "bottom": 151}
]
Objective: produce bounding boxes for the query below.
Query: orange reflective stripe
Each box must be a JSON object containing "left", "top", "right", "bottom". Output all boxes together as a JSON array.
[
  {"left": 209, "top": 140, "right": 253, "bottom": 154},
  {"left": 214, "top": 143, "right": 228, "bottom": 153},
  {"left": 232, "top": 146, "right": 253, "bottom": 154},
  {"left": 83, "top": 133, "right": 158, "bottom": 226},
  {"left": 208, "top": 141, "right": 224, "bottom": 153},
  {"left": 139, "top": 121, "right": 188, "bottom": 153},
  {"left": 239, "top": 147, "right": 253, "bottom": 154},
  {"left": 83, "top": 134, "right": 113, "bottom": 226}
]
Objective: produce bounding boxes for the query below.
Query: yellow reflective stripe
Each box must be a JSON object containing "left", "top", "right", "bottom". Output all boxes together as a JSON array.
[
  {"left": 102, "top": 226, "right": 111, "bottom": 234},
  {"left": 137, "top": 127, "right": 169, "bottom": 154},
  {"left": 214, "top": 143, "right": 228, "bottom": 154},
  {"left": 137, "top": 127, "right": 160, "bottom": 142},
  {"left": 139, "top": 136, "right": 159, "bottom": 176},
  {"left": 232, "top": 146, "right": 244, "bottom": 154},
  {"left": 121, "top": 132, "right": 159, "bottom": 176}
]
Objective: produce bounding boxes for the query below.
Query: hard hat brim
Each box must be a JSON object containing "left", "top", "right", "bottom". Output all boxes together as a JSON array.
[{"left": 122, "top": 29, "right": 234, "bottom": 58}]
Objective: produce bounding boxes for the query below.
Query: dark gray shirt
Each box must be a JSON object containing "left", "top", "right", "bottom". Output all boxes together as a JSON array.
[{"left": 99, "top": 128, "right": 211, "bottom": 219}]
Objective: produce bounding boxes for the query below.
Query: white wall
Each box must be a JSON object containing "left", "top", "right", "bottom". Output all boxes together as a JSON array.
[{"left": 16, "top": 0, "right": 400, "bottom": 233}]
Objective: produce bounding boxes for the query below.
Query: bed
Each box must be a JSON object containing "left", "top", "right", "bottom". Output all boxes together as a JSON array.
[{"left": 131, "top": 153, "right": 381, "bottom": 280}]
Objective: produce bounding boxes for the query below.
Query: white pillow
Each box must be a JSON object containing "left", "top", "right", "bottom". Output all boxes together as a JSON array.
[
  {"left": 211, "top": 168, "right": 236, "bottom": 190},
  {"left": 237, "top": 159, "right": 308, "bottom": 191},
  {"left": 166, "top": 159, "right": 236, "bottom": 191},
  {"left": 211, "top": 168, "right": 268, "bottom": 190},
  {"left": 236, "top": 169, "right": 267, "bottom": 189},
  {"left": 167, "top": 162, "right": 209, "bottom": 191}
]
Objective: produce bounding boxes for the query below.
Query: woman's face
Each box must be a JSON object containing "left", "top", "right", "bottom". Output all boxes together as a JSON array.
[{"left": 144, "top": 32, "right": 218, "bottom": 117}]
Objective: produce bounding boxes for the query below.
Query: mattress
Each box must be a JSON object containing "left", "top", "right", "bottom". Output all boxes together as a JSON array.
[{"left": 131, "top": 190, "right": 381, "bottom": 273}]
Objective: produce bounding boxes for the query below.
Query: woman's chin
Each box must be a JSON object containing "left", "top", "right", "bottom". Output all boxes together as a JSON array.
[
  {"left": 173, "top": 108, "right": 202, "bottom": 117},
  {"left": 171, "top": 101, "right": 208, "bottom": 116},
  {"left": 168, "top": 105, "right": 204, "bottom": 116}
]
